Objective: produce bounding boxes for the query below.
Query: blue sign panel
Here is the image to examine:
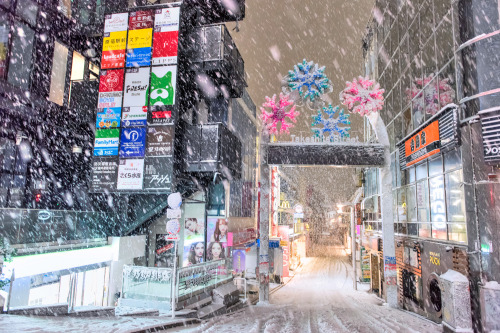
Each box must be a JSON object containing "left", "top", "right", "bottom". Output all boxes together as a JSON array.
[
  {"left": 126, "top": 47, "right": 152, "bottom": 67},
  {"left": 119, "top": 127, "right": 146, "bottom": 158},
  {"left": 96, "top": 107, "right": 121, "bottom": 129}
]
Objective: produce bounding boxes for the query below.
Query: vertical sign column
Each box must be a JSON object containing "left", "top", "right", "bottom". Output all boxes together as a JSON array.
[{"left": 143, "top": 7, "right": 180, "bottom": 191}]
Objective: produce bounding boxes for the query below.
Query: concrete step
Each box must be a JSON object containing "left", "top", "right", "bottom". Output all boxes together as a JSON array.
[
  {"left": 8, "top": 303, "right": 68, "bottom": 316},
  {"left": 226, "top": 300, "right": 246, "bottom": 314},
  {"left": 115, "top": 306, "right": 159, "bottom": 317},
  {"left": 197, "top": 303, "right": 226, "bottom": 320},
  {"left": 185, "top": 296, "right": 212, "bottom": 311},
  {"left": 177, "top": 291, "right": 211, "bottom": 310},
  {"left": 173, "top": 309, "right": 198, "bottom": 318},
  {"left": 68, "top": 306, "right": 115, "bottom": 317},
  {"left": 212, "top": 283, "right": 240, "bottom": 307}
]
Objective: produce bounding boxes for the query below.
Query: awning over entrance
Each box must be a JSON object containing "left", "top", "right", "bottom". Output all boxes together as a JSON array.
[{"left": 266, "top": 143, "right": 386, "bottom": 167}]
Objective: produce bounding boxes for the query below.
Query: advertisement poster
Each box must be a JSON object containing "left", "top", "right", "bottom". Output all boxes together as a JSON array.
[
  {"left": 143, "top": 156, "right": 172, "bottom": 190},
  {"left": 233, "top": 250, "right": 246, "bottom": 273},
  {"left": 126, "top": 11, "right": 153, "bottom": 67},
  {"left": 146, "top": 126, "right": 173, "bottom": 156},
  {"left": 98, "top": 69, "right": 124, "bottom": 108},
  {"left": 122, "top": 106, "right": 148, "bottom": 127},
  {"left": 148, "top": 107, "right": 173, "bottom": 125},
  {"left": 123, "top": 67, "right": 150, "bottom": 107},
  {"left": 91, "top": 157, "right": 118, "bottom": 192},
  {"left": 102, "top": 30, "right": 127, "bottom": 69},
  {"left": 207, "top": 217, "right": 228, "bottom": 243},
  {"left": 150, "top": 65, "right": 176, "bottom": 106},
  {"left": 117, "top": 159, "right": 144, "bottom": 190},
  {"left": 155, "top": 234, "right": 176, "bottom": 268},
  {"left": 152, "top": 7, "right": 180, "bottom": 65},
  {"left": 94, "top": 129, "right": 120, "bottom": 157},
  {"left": 183, "top": 217, "right": 205, "bottom": 267},
  {"left": 96, "top": 107, "right": 121, "bottom": 128},
  {"left": 0, "top": 24, "right": 8, "bottom": 78},
  {"left": 278, "top": 226, "right": 290, "bottom": 278},
  {"left": 104, "top": 13, "right": 128, "bottom": 33},
  {"left": 119, "top": 127, "right": 146, "bottom": 158}
]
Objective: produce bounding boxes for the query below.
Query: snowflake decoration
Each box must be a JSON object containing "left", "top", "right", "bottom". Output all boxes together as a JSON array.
[
  {"left": 260, "top": 93, "right": 299, "bottom": 134},
  {"left": 406, "top": 75, "right": 455, "bottom": 116},
  {"left": 286, "top": 59, "right": 332, "bottom": 102},
  {"left": 311, "top": 104, "right": 351, "bottom": 138},
  {"left": 339, "top": 76, "right": 385, "bottom": 116}
]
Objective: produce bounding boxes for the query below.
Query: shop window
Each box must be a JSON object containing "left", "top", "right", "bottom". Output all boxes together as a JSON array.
[
  {"left": 444, "top": 148, "right": 461, "bottom": 171},
  {"left": 448, "top": 223, "right": 466, "bottom": 243},
  {"left": 419, "top": 222, "right": 431, "bottom": 238},
  {"left": 8, "top": 21, "right": 35, "bottom": 90},
  {"left": 408, "top": 166, "right": 415, "bottom": 184},
  {"left": 397, "top": 187, "right": 408, "bottom": 222},
  {"left": 429, "top": 155, "right": 443, "bottom": 176},
  {"left": 70, "top": 51, "right": 85, "bottom": 81},
  {"left": 16, "top": 0, "right": 38, "bottom": 26},
  {"left": 407, "top": 185, "right": 417, "bottom": 222},
  {"left": 416, "top": 180, "right": 430, "bottom": 222},
  {"left": 445, "top": 170, "right": 465, "bottom": 222},
  {"left": 49, "top": 41, "right": 69, "bottom": 106},
  {"left": 416, "top": 161, "right": 427, "bottom": 180}
]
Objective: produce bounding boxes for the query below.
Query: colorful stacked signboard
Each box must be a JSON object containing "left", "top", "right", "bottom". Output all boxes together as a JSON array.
[{"left": 91, "top": 5, "right": 181, "bottom": 193}]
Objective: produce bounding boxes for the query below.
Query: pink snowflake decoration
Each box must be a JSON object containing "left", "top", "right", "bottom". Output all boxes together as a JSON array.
[
  {"left": 339, "top": 76, "right": 385, "bottom": 116},
  {"left": 260, "top": 93, "right": 299, "bottom": 134},
  {"left": 406, "top": 75, "right": 455, "bottom": 116}
]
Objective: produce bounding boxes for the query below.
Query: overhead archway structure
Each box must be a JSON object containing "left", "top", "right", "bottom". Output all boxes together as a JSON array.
[{"left": 258, "top": 112, "right": 397, "bottom": 309}]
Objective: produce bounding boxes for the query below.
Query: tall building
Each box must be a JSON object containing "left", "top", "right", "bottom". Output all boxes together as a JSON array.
[
  {"left": 0, "top": 0, "right": 258, "bottom": 310},
  {"left": 361, "top": 0, "right": 500, "bottom": 331}
]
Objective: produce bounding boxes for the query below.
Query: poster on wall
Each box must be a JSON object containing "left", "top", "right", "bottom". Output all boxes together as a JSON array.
[
  {"left": 146, "top": 126, "right": 173, "bottom": 156},
  {"left": 91, "top": 157, "right": 118, "bottom": 192},
  {"left": 207, "top": 241, "right": 227, "bottom": 262},
  {"left": 0, "top": 23, "right": 8, "bottom": 78},
  {"left": 122, "top": 106, "right": 148, "bottom": 127},
  {"left": 278, "top": 225, "right": 290, "bottom": 278},
  {"left": 155, "top": 234, "right": 176, "bottom": 268},
  {"left": 96, "top": 107, "right": 121, "bottom": 129},
  {"left": 143, "top": 157, "right": 173, "bottom": 190},
  {"left": 119, "top": 127, "right": 146, "bottom": 158},
  {"left": 123, "top": 67, "right": 150, "bottom": 107},
  {"left": 183, "top": 218, "right": 205, "bottom": 267},
  {"left": 126, "top": 11, "right": 153, "bottom": 67},
  {"left": 207, "top": 218, "right": 228, "bottom": 243},
  {"left": 94, "top": 129, "right": 120, "bottom": 157},
  {"left": 116, "top": 158, "right": 144, "bottom": 190},
  {"left": 232, "top": 249, "right": 246, "bottom": 273},
  {"left": 150, "top": 65, "right": 177, "bottom": 106},
  {"left": 152, "top": 7, "right": 180, "bottom": 65},
  {"left": 98, "top": 69, "right": 124, "bottom": 109},
  {"left": 101, "top": 29, "right": 127, "bottom": 69}
]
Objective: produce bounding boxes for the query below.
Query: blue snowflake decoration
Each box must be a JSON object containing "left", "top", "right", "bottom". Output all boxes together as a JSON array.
[
  {"left": 287, "top": 59, "right": 332, "bottom": 102},
  {"left": 311, "top": 104, "right": 351, "bottom": 139}
]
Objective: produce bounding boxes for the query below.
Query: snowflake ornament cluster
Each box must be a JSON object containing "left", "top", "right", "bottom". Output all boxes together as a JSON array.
[
  {"left": 311, "top": 104, "right": 351, "bottom": 138},
  {"left": 339, "top": 76, "right": 385, "bottom": 116},
  {"left": 286, "top": 59, "right": 332, "bottom": 102},
  {"left": 260, "top": 93, "right": 299, "bottom": 134},
  {"left": 406, "top": 75, "right": 455, "bottom": 116}
]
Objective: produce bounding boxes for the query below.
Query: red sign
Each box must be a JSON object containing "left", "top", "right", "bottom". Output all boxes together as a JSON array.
[
  {"left": 101, "top": 50, "right": 126, "bottom": 69},
  {"left": 153, "top": 31, "right": 179, "bottom": 60},
  {"left": 404, "top": 120, "right": 440, "bottom": 167},
  {"left": 278, "top": 226, "right": 289, "bottom": 278},
  {"left": 128, "top": 10, "right": 154, "bottom": 30},
  {"left": 99, "top": 69, "right": 124, "bottom": 93},
  {"left": 156, "top": 243, "right": 174, "bottom": 255},
  {"left": 152, "top": 110, "right": 172, "bottom": 119}
]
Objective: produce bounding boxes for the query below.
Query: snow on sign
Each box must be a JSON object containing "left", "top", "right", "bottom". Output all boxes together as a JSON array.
[
  {"left": 126, "top": 11, "right": 153, "bottom": 67},
  {"left": 94, "top": 129, "right": 120, "bottom": 157},
  {"left": 98, "top": 69, "right": 124, "bottom": 109},
  {"left": 122, "top": 106, "right": 148, "bottom": 127},
  {"left": 153, "top": 7, "right": 181, "bottom": 65},
  {"left": 123, "top": 67, "right": 150, "bottom": 107},
  {"left": 117, "top": 159, "right": 144, "bottom": 190},
  {"left": 120, "top": 127, "right": 146, "bottom": 158}
]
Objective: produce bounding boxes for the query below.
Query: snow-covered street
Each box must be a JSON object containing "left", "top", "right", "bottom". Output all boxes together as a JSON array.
[{"left": 176, "top": 246, "right": 441, "bottom": 333}]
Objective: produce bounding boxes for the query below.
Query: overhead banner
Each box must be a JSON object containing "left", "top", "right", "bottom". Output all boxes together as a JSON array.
[
  {"left": 123, "top": 67, "right": 150, "bottom": 107},
  {"left": 98, "top": 69, "right": 124, "bottom": 109},
  {"left": 91, "top": 157, "right": 118, "bottom": 192},
  {"left": 120, "top": 127, "right": 146, "bottom": 158},
  {"left": 126, "top": 11, "right": 153, "bottom": 67},
  {"left": 146, "top": 125, "right": 173, "bottom": 156},
  {"left": 153, "top": 7, "right": 180, "bottom": 65},
  {"left": 94, "top": 129, "right": 120, "bottom": 157},
  {"left": 122, "top": 106, "right": 148, "bottom": 127},
  {"left": 117, "top": 159, "right": 144, "bottom": 190},
  {"left": 96, "top": 107, "right": 121, "bottom": 129},
  {"left": 144, "top": 156, "right": 173, "bottom": 190}
]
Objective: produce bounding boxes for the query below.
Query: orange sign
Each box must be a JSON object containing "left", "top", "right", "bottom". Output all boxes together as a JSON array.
[{"left": 404, "top": 120, "right": 440, "bottom": 167}]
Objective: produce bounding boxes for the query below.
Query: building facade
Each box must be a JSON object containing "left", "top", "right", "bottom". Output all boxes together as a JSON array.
[{"left": 361, "top": 0, "right": 500, "bottom": 331}]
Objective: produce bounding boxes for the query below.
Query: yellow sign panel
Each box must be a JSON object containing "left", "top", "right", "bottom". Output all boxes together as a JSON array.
[
  {"left": 127, "top": 28, "right": 152, "bottom": 49},
  {"left": 280, "top": 241, "right": 288, "bottom": 247},
  {"left": 102, "top": 31, "right": 127, "bottom": 52}
]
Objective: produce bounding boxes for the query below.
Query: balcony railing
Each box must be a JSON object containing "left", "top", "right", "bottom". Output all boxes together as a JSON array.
[{"left": 183, "top": 123, "right": 242, "bottom": 178}]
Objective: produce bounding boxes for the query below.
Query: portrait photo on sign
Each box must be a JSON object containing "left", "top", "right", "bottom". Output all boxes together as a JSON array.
[
  {"left": 183, "top": 217, "right": 204, "bottom": 267},
  {"left": 183, "top": 241, "right": 204, "bottom": 267},
  {"left": 207, "top": 217, "right": 228, "bottom": 243},
  {"left": 206, "top": 241, "right": 227, "bottom": 262}
]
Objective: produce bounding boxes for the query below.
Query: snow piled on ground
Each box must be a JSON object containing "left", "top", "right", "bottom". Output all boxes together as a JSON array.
[{"left": 173, "top": 246, "right": 441, "bottom": 333}]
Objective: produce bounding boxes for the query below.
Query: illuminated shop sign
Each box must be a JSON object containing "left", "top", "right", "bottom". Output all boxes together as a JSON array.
[{"left": 398, "top": 106, "right": 459, "bottom": 170}]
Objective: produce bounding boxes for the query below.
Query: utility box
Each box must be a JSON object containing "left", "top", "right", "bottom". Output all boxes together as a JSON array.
[{"left": 440, "top": 270, "right": 473, "bottom": 333}]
